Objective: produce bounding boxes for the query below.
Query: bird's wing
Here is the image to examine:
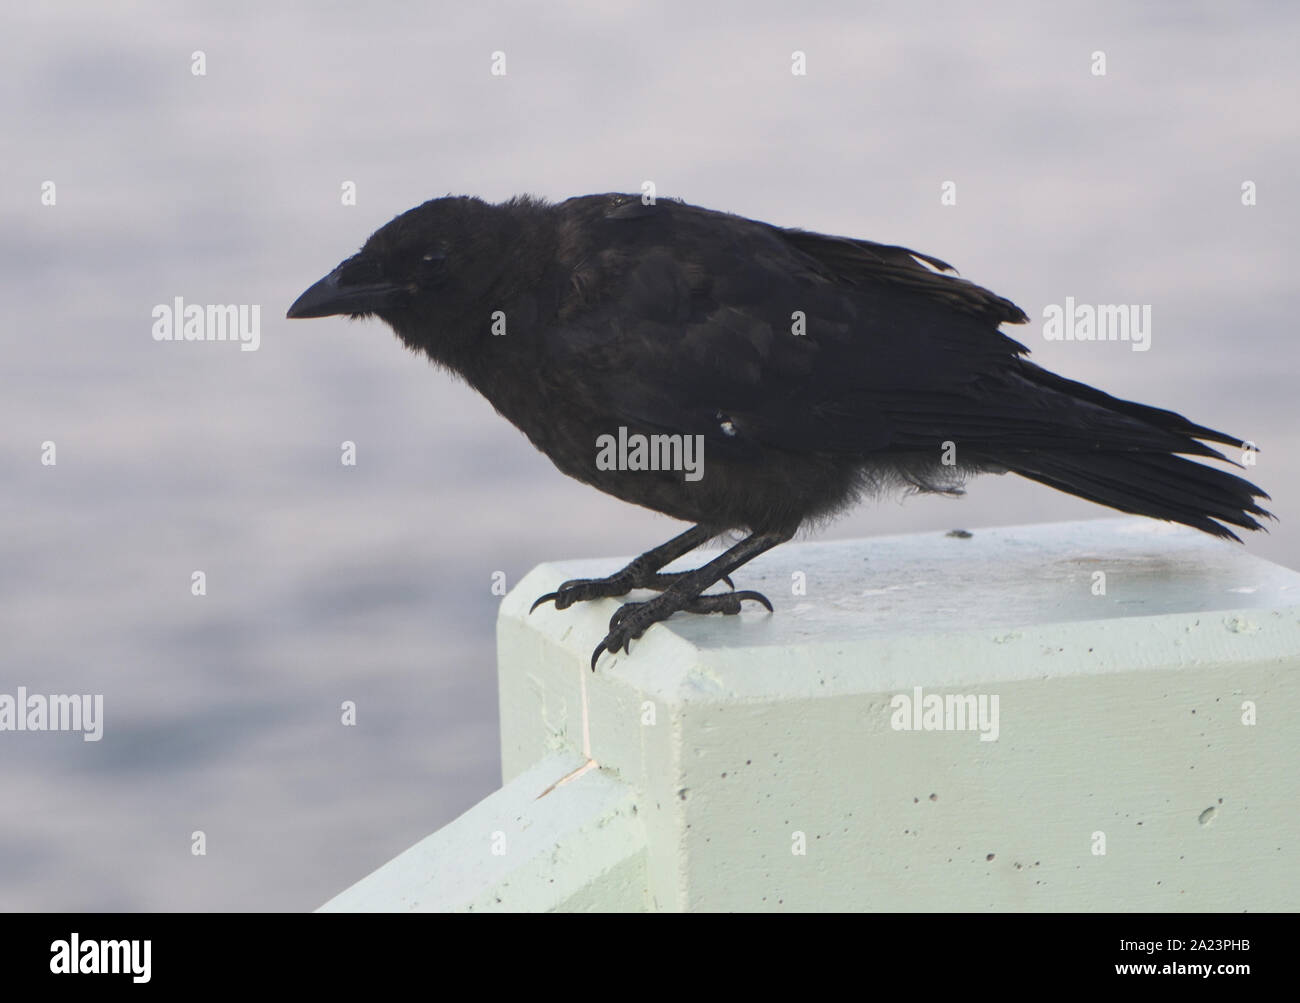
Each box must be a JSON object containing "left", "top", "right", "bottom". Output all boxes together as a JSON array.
[
  {"left": 550, "top": 200, "right": 996, "bottom": 457},
  {"left": 547, "top": 198, "right": 1203, "bottom": 461}
]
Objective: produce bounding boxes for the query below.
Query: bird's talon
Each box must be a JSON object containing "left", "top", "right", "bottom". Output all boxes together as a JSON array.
[{"left": 529, "top": 592, "right": 559, "bottom": 614}]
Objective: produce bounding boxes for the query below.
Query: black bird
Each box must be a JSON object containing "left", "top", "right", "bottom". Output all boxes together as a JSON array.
[{"left": 288, "top": 193, "right": 1271, "bottom": 669}]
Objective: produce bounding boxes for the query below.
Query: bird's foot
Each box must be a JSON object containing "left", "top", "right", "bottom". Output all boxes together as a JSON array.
[
  {"left": 531, "top": 570, "right": 734, "bottom": 613},
  {"left": 589, "top": 589, "right": 773, "bottom": 670}
]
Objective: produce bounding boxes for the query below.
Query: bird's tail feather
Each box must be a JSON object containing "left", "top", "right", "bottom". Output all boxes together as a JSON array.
[{"left": 1005, "top": 451, "right": 1271, "bottom": 542}]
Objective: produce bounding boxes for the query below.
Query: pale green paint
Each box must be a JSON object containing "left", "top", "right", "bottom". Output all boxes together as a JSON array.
[{"left": 328, "top": 518, "right": 1300, "bottom": 911}]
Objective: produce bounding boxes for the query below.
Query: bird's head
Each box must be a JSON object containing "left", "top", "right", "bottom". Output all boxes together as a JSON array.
[{"left": 286, "top": 195, "right": 534, "bottom": 338}]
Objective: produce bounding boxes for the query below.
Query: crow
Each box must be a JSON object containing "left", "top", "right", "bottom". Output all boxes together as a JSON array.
[{"left": 287, "top": 193, "right": 1271, "bottom": 669}]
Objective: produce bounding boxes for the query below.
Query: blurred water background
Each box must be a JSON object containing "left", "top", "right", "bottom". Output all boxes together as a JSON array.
[{"left": 1, "top": 0, "right": 1296, "bottom": 909}]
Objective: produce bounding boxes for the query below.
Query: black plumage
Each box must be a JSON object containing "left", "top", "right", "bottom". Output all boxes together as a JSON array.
[{"left": 288, "top": 193, "right": 1271, "bottom": 667}]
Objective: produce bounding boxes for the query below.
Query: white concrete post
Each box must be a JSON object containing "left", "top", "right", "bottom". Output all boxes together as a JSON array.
[{"left": 322, "top": 518, "right": 1300, "bottom": 911}]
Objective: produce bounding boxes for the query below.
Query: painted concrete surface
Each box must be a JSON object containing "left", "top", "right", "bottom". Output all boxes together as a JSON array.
[{"left": 328, "top": 518, "right": 1300, "bottom": 910}]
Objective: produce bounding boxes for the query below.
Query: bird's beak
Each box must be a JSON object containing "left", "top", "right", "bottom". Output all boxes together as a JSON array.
[{"left": 286, "top": 264, "right": 408, "bottom": 319}]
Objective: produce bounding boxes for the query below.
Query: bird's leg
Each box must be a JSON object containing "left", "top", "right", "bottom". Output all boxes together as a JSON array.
[
  {"left": 591, "top": 530, "right": 792, "bottom": 670},
  {"left": 530, "top": 525, "right": 725, "bottom": 613}
]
